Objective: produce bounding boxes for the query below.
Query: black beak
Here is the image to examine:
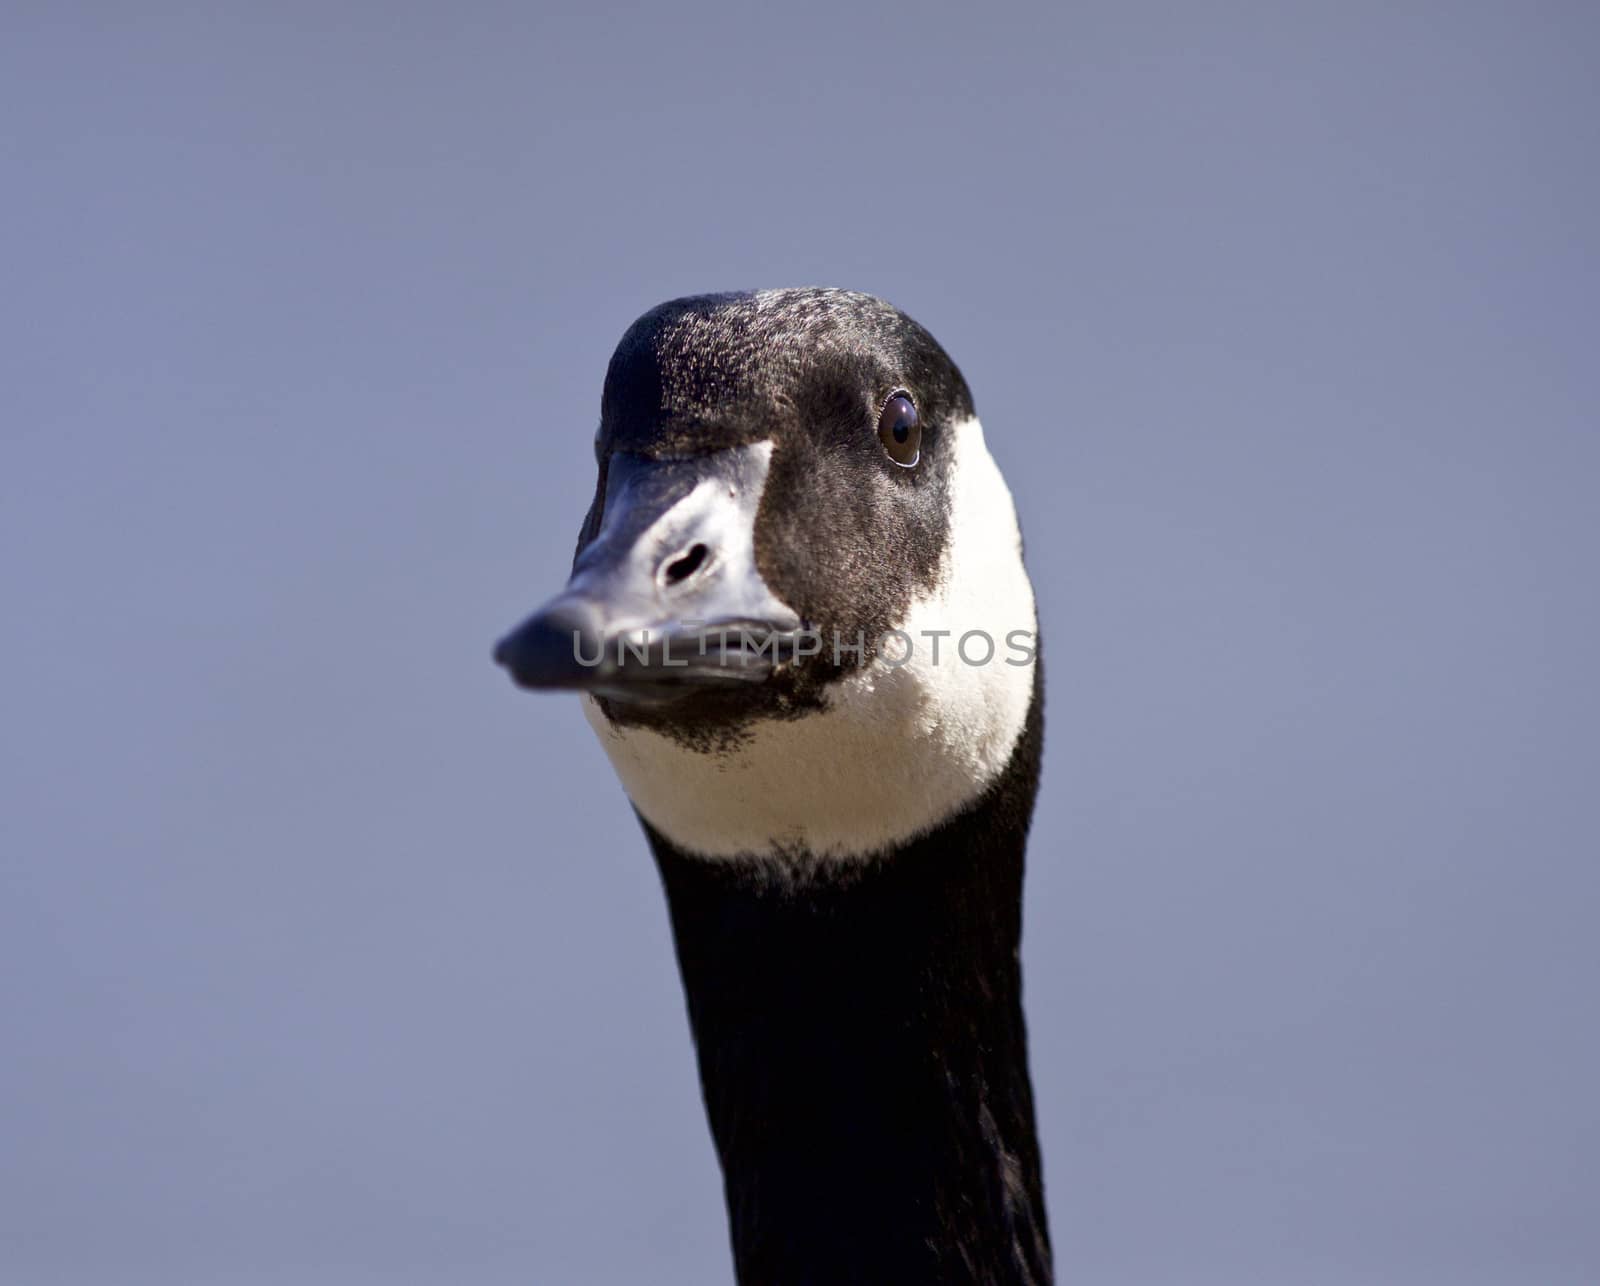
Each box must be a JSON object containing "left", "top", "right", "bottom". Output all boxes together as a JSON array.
[{"left": 493, "top": 443, "right": 803, "bottom": 702}]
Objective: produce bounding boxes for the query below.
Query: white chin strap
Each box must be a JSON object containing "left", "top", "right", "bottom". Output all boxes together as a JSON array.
[{"left": 584, "top": 417, "right": 1038, "bottom": 860}]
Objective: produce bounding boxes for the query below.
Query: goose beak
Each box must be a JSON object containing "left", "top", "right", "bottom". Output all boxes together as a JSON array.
[{"left": 493, "top": 442, "right": 803, "bottom": 702}]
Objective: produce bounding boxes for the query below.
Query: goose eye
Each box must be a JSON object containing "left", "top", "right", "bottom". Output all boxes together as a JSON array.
[{"left": 877, "top": 393, "right": 921, "bottom": 467}]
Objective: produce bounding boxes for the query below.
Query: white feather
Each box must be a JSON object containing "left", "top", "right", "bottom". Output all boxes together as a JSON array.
[{"left": 583, "top": 417, "right": 1037, "bottom": 860}]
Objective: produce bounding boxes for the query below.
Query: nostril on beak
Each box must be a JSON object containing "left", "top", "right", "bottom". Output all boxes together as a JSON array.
[{"left": 662, "top": 542, "right": 710, "bottom": 587}]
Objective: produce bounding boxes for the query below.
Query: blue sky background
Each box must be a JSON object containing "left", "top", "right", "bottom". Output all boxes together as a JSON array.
[{"left": 3, "top": 4, "right": 1597, "bottom": 1283}]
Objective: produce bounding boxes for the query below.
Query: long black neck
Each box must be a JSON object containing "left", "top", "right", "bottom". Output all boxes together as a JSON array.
[{"left": 646, "top": 686, "right": 1050, "bottom": 1285}]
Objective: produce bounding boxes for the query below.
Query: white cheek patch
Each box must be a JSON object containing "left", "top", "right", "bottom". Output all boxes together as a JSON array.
[{"left": 583, "top": 417, "right": 1038, "bottom": 860}]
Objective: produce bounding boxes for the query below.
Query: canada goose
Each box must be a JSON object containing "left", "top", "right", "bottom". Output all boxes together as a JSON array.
[{"left": 495, "top": 289, "right": 1049, "bottom": 1284}]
